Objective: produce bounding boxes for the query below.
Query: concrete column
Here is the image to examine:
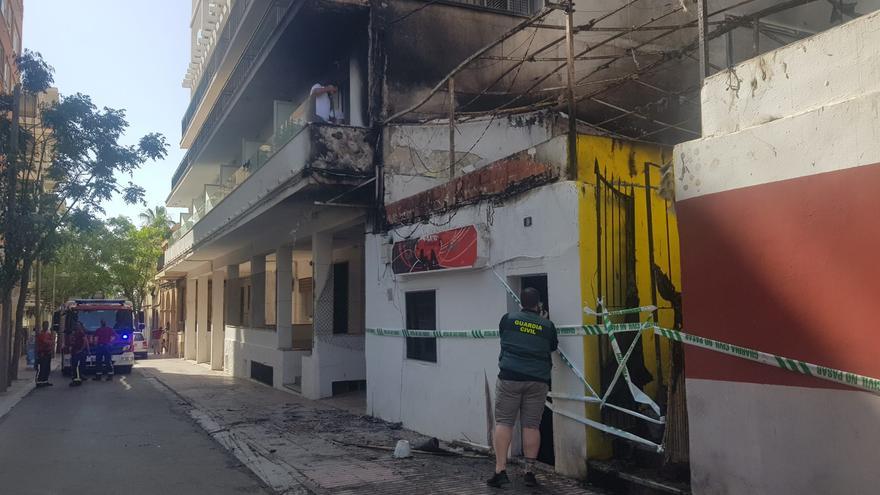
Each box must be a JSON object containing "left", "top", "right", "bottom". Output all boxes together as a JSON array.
[
  {"left": 211, "top": 268, "right": 226, "bottom": 370},
  {"left": 250, "top": 255, "right": 266, "bottom": 329},
  {"left": 225, "top": 264, "right": 240, "bottom": 323},
  {"left": 349, "top": 53, "right": 365, "bottom": 127},
  {"left": 303, "top": 231, "right": 332, "bottom": 399},
  {"left": 184, "top": 277, "right": 197, "bottom": 360},
  {"left": 165, "top": 288, "right": 173, "bottom": 356},
  {"left": 175, "top": 283, "right": 183, "bottom": 357},
  {"left": 276, "top": 246, "right": 293, "bottom": 349},
  {"left": 171, "top": 285, "right": 179, "bottom": 357},
  {"left": 196, "top": 274, "right": 211, "bottom": 364},
  {"left": 312, "top": 233, "right": 332, "bottom": 317}
]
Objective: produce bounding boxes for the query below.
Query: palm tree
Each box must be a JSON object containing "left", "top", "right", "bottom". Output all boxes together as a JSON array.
[{"left": 139, "top": 206, "right": 173, "bottom": 239}]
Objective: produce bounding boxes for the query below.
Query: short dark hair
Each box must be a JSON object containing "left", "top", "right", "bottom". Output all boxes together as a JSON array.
[{"left": 521, "top": 287, "right": 541, "bottom": 311}]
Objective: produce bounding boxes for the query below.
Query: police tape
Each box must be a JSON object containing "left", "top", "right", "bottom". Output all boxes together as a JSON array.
[
  {"left": 366, "top": 322, "right": 880, "bottom": 397},
  {"left": 545, "top": 401, "right": 663, "bottom": 452},
  {"left": 365, "top": 323, "right": 644, "bottom": 339},
  {"left": 653, "top": 326, "right": 880, "bottom": 397},
  {"left": 599, "top": 308, "right": 663, "bottom": 417}
]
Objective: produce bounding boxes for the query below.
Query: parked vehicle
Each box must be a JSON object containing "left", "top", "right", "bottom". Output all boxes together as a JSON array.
[{"left": 132, "top": 332, "right": 148, "bottom": 359}]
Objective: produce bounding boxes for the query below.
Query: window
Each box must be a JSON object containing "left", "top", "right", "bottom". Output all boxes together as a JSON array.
[
  {"left": 250, "top": 361, "right": 273, "bottom": 387},
  {"left": 405, "top": 291, "right": 437, "bottom": 362},
  {"left": 296, "top": 277, "right": 314, "bottom": 323},
  {"left": 332, "top": 262, "right": 349, "bottom": 334}
]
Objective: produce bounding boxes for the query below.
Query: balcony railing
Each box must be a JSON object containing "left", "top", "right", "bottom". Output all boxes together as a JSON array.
[
  {"left": 173, "top": 0, "right": 294, "bottom": 190},
  {"left": 170, "top": 98, "right": 311, "bottom": 243},
  {"left": 181, "top": 0, "right": 249, "bottom": 139}
]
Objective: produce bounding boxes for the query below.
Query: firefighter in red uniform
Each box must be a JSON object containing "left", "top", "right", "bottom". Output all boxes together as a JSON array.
[
  {"left": 69, "top": 322, "right": 90, "bottom": 387},
  {"left": 35, "top": 321, "right": 54, "bottom": 387},
  {"left": 93, "top": 320, "right": 115, "bottom": 381}
]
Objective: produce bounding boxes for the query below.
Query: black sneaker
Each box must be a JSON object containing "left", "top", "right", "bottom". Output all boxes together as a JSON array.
[
  {"left": 92, "top": 375, "right": 102, "bottom": 381},
  {"left": 105, "top": 374, "right": 113, "bottom": 381},
  {"left": 487, "top": 470, "right": 510, "bottom": 488},
  {"left": 523, "top": 472, "right": 539, "bottom": 487}
]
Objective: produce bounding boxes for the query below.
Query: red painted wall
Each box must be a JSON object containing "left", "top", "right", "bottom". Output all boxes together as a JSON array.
[{"left": 677, "top": 163, "right": 880, "bottom": 389}]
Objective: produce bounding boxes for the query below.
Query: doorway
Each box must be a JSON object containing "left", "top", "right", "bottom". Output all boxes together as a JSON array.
[{"left": 509, "top": 274, "right": 555, "bottom": 466}]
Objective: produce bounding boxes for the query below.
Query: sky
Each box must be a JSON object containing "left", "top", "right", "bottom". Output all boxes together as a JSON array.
[{"left": 23, "top": 0, "right": 191, "bottom": 224}]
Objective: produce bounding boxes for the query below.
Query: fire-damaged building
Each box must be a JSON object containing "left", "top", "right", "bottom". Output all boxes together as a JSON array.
[{"left": 157, "top": 0, "right": 880, "bottom": 491}]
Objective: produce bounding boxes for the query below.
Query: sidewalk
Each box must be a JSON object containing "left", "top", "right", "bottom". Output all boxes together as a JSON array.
[
  {"left": 138, "top": 357, "right": 603, "bottom": 495},
  {"left": 0, "top": 356, "right": 58, "bottom": 422}
]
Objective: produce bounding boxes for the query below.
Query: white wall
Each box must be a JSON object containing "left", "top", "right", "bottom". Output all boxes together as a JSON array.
[
  {"left": 700, "top": 10, "right": 880, "bottom": 138},
  {"left": 302, "top": 336, "right": 366, "bottom": 398},
  {"left": 301, "top": 243, "right": 367, "bottom": 399},
  {"left": 365, "top": 182, "right": 586, "bottom": 475},
  {"left": 688, "top": 380, "right": 880, "bottom": 495},
  {"left": 224, "top": 324, "right": 307, "bottom": 389}
]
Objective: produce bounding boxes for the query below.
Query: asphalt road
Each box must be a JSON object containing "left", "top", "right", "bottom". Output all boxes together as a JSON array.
[{"left": 0, "top": 365, "right": 269, "bottom": 495}]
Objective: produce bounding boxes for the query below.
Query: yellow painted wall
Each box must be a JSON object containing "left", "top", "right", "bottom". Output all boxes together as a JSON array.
[{"left": 575, "top": 134, "right": 681, "bottom": 459}]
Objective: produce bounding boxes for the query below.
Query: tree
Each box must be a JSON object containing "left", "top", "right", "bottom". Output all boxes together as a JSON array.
[
  {"left": 106, "top": 217, "right": 164, "bottom": 315},
  {"left": 0, "top": 50, "right": 168, "bottom": 388},
  {"left": 139, "top": 205, "right": 173, "bottom": 239},
  {"left": 38, "top": 220, "right": 114, "bottom": 309}
]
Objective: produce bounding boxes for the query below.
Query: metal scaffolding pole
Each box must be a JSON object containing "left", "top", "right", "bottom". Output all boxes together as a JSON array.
[
  {"left": 698, "top": 0, "right": 710, "bottom": 79},
  {"left": 565, "top": 2, "right": 577, "bottom": 177},
  {"left": 448, "top": 77, "right": 455, "bottom": 179}
]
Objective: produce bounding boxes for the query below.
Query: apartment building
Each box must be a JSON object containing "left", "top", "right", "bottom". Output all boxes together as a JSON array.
[
  {"left": 0, "top": 0, "right": 21, "bottom": 93},
  {"left": 159, "top": 0, "right": 877, "bottom": 487}
]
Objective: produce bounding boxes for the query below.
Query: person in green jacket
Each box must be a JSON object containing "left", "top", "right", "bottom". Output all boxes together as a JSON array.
[{"left": 487, "top": 287, "right": 558, "bottom": 488}]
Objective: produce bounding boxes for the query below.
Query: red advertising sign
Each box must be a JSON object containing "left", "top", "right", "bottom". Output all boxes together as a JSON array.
[{"left": 392, "top": 225, "right": 479, "bottom": 275}]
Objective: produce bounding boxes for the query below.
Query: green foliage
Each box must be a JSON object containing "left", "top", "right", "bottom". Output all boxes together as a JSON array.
[
  {"left": 105, "top": 216, "right": 164, "bottom": 313},
  {"left": 40, "top": 220, "right": 114, "bottom": 306},
  {"left": 0, "top": 50, "right": 168, "bottom": 297},
  {"left": 17, "top": 50, "right": 54, "bottom": 95},
  {"left": 139, "top": 205, "right": 173, "bottom": 239},
  {"left": 40, "top": 216, "right": 165, "bottom": 311}
]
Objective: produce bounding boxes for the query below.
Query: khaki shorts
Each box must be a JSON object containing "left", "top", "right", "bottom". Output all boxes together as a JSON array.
[{"left": 494, "top": 379, "right": 549, "bottom": 429}]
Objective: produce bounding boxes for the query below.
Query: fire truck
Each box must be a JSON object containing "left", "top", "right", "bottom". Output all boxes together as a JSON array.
[{"left": 53, "top": 299, "right": 139, "bottom": 376}]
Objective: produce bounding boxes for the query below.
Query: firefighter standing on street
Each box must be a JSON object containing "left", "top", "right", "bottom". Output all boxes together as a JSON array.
[
  {"left": 93, "top": 320, "right": 115, "bottom": 381},
  {"left": 35, "top": 321, "right": 54, "bottom": 388},
  {"left": 69, "top": 322, "right": 90, "bottom": 387}
]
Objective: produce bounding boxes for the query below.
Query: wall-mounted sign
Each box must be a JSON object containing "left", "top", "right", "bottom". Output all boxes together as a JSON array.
[{"left": 392, "top": 225, "right": 481, "bottom": 275}]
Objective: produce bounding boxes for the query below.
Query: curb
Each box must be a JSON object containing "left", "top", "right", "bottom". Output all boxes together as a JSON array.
[{"left": 142, "top": 368, "right": 315, "bottom": 495}]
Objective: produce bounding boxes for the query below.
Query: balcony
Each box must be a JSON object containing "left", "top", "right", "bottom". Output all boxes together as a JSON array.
[
  {"left": 171, "top": 96, "right": 318, "bottom": 242},
  {"left": 163, "top": 98, "right": 373, "bottom": 268},
  {"left": 173, "top": 0, "right": 369, "bottom": 189}
]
